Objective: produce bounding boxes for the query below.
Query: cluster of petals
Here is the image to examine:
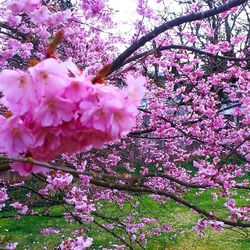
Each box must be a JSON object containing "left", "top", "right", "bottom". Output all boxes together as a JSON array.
[
  {"left": 6, "top": 0, "right": 71, "bottom": 28},
  {"left": 47, "top": 172, "right": 73, "bottom": 190},
  {"left": 192, "top": 219, "right": 224, "bottom": 237},
  {"left": 40, "top": 227, "right": 60, "bottom": 235},
  {"left": 0, "top": 187, "right": 8, "bottom": 211},
  {"left": 6, "top": 0, "right": 40, "bottom": 14},
  {"left": 0, "top": 58, "right": 145, "bottom": 176},
  {"left": 10, "top": 202, "right": 28, "bottom": 215},
  {"left": 5, "top": 242, "right": 18, "bottom": 250},
  {"left": 81, "top": 0, "right": 106, "bottom": 18},
  {"left": 59, "top": 236, "right": 93, "bottom": 250},
  {"left": 65, "top": 186, "right": 95, "bottom": 223}
]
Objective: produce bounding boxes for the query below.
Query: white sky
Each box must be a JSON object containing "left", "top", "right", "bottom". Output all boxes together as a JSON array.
[
  {"left": 108, "top": 0, "right": 137, "bottom": 34},
  {"left": 109, "top": 0, "right": 137, "bottom": 15},
  {"left": 108, "top": 0, "right": 180, "bottom": 32}
]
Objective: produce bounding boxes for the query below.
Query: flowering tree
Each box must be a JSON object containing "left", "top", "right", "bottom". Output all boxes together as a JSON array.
[{"left": 0, "top": 0, "right": 249, "bottom": 249}]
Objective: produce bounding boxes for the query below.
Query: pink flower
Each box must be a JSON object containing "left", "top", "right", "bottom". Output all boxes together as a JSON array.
[
  {"left": 0, "top": 188, "right": 8, "bottom": 211},
  {"left": 219, "top": 10, "right": 230, "bottom": 19},
  {"left": 80, "top": 85, "right": 136, "bottom": 138},
  {"left": 46, "top": 10, "right": 71, "bottom": 27},
  {"left": 205, "top": 44, "right": 219, "bottom": 54},
  {"left": 7, "top": 0, "right": 40, "bottom": 13},
  {"left": 29, "top": 58, "right": 69, "bottom": 99},
  {"left": 81, "top": 0, "right": 105, "bottom": 18},
  {"left": 33, "top": 96, "right": 76, "bottom": 127},
  {"left": 0, "top": 70, "right": 36, "bottom": 114},
  {"left": 125, "top": 74, "right": 146, "bottom": 106},
  {"left": 64, "top": 79, "right": 94, "bottom": 102},
  {"left": 220, "top": 6, "right": 238, "bottom": 18},
  {"left": 31, "top": 127, "right": 61, "bottom": 160},
  {"left": 183, "top": 32, "right": 197, "bottom": 43},
  {"left": 0, "top": 188, "right": 8, "bottom": 203},
  {"left": 62, "top": 128, "right": 110, "bottom": 151},
  {"left": 11, "top": 162, "right": 48, "bottom": 177},
  {"left": 10, "top": 202, "right": 28, "bottom": 215},
  {"left": 219, "top": 41, "right": 231, "bottom": 53},
  {"left": 64, "top": 58, "right": 82, "bottom": 77},
  {"left": 231, "top": 35, "right": 246, "bottom": 46},
  {"left": 75, "top": 237, "right": 93, "bottom": 249},
  {"left": 59, "top": 236, "right": 93, "bottom": 250},
  {"left": 40, "top": 227, "right": 60, "bottom": 235},
  {"left": 109, "top": 106, "right": 137, "bottom": 138},
  {"left": 211, "top": 192, "right": 218, "bottom": 201},
  {"left": 208, "top": 221, "right": 224, "bottom": 231},
  {"left": 29, "top": 6, "right": 50, "bottom": 24},
  {"left": 7, "top": 15, "right": 22, "bottom": 27},
  {"left": 0, "top": 116, "right": 32, "bottom": 155},
  {"left": 47, "top": 173, "right": 73, "bottom": 189},
  {"left": 5, "top": 242, "right": 18, "bottom": 250},
  {"left": 79, "top": 94, "right": 109, "bottom": 132},
  {"left": 245, "top": 154, "right": 250, "bottom": 162}
]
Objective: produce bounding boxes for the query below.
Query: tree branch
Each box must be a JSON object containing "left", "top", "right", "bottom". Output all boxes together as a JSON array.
[
  {"left": 90, "top": 178, "right": 250, "bottom": 228},
  {"left": 109, "top": 0, "right": 248, "bottom": 73},
  {"left": 121, "top": 45, "right": 250, "bottom": 68}
]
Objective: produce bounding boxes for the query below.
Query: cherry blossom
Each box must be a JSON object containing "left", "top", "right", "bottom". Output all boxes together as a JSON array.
[{"left": 0, "top": 0, "right": 249, "bottom": 248}]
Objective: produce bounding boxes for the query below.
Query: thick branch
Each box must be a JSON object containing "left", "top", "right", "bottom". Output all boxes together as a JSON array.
[
  {"left": 1, "top": 155, "right": 248, "bottom": 190},
  {"left": 109, "top": 0, "right": 248, "bottom": 73},
  {"left": 121, "top": 45, "right": 250, "bottom": 68},
  {"left": 128, "top": 128, "right": 157, "bottom": 136}
]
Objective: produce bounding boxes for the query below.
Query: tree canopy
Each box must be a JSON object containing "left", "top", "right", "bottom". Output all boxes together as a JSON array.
[{"left": 0, "top": 0, "right": 249, "bottom": 249}]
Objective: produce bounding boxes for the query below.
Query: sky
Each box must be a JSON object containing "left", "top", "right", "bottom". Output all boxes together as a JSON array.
[
  {"left": 108, "top": 0, "right": 180, "bottom": 32},
  {"left": 109, "top": 0, "right": 137, "bottom": 15},
  {"left": 109, "top": 0, "right": 137, "bottom": 33}
]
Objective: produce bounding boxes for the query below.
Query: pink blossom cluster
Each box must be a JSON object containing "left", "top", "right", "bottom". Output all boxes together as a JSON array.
[
  {"left": 81, "top": 0, "right": 106, "bottom": 18},
  {"left": 6, "top": 0, "right": 71, "bottom": 27},
  {"left": 0, "top": 58, "right": 145, "bottom": 176},
  {"left": 0, "top": 187, "right": 8, "bottom": 211},
  {"left": 47, "top": 172, "right": 73, "bottom": 190},
  {"left": 224, "top": 198, "right": 250, "bottom": 222},
  {"left": 59, "top": 236, "right": 93, "bottom": 250},
  {"left": 29, "top": 6, "right": 71, "bottom": 27},
  {"left": 40, "top": 227, "right": 60, "bottom": 235},
  {"left": 0, "top": 0, "right": 249, "bottom": 248},
  {"left": 219, "top": 6, "right": 238, "bottom": 18},
  {"left": 10, "top": 202, "right": 28, "bottom": 215},
  {"left": 192, "top": 219, "right": 224, "bottom": 237},
  {"left": 65, "top": 186, "right": 95, "bottom": 223},
  {"left": 5, "top": 242, "right": 18, "bottom": 250},
  {"left": 6, "top": 0, "right": 40, "bottom": 14}
]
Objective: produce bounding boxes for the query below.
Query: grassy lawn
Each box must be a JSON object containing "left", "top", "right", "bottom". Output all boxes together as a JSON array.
[{"left": 0, "top": 189, "right": 249, "bottom": 249}]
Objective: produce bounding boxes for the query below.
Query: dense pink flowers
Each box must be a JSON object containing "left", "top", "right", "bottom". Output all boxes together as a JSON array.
[
  {"left": 59, "top": 236, "right": 93, "bottom": 250},
  {"left": 81, "top": 0, "right": 106, "bottom": 18},
  {"left": 6, "top": 0, "right": 40, "bottom": 14},
  {"left": 47, "top": 172, "right": 73, "bottom": 189},
  {"left": 0, "top": 58, "right": 145, "bottom": 176},
  {"left": 0, "top": 0, "right": 249, "bottom": 248}
]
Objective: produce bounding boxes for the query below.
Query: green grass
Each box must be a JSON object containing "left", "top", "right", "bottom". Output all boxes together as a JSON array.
[
  {"left": 0, "top": 206, "right": 79, "bottom": 250},
  {"left": 0, "top": 190, "right": 249, "bottom": 249}
]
